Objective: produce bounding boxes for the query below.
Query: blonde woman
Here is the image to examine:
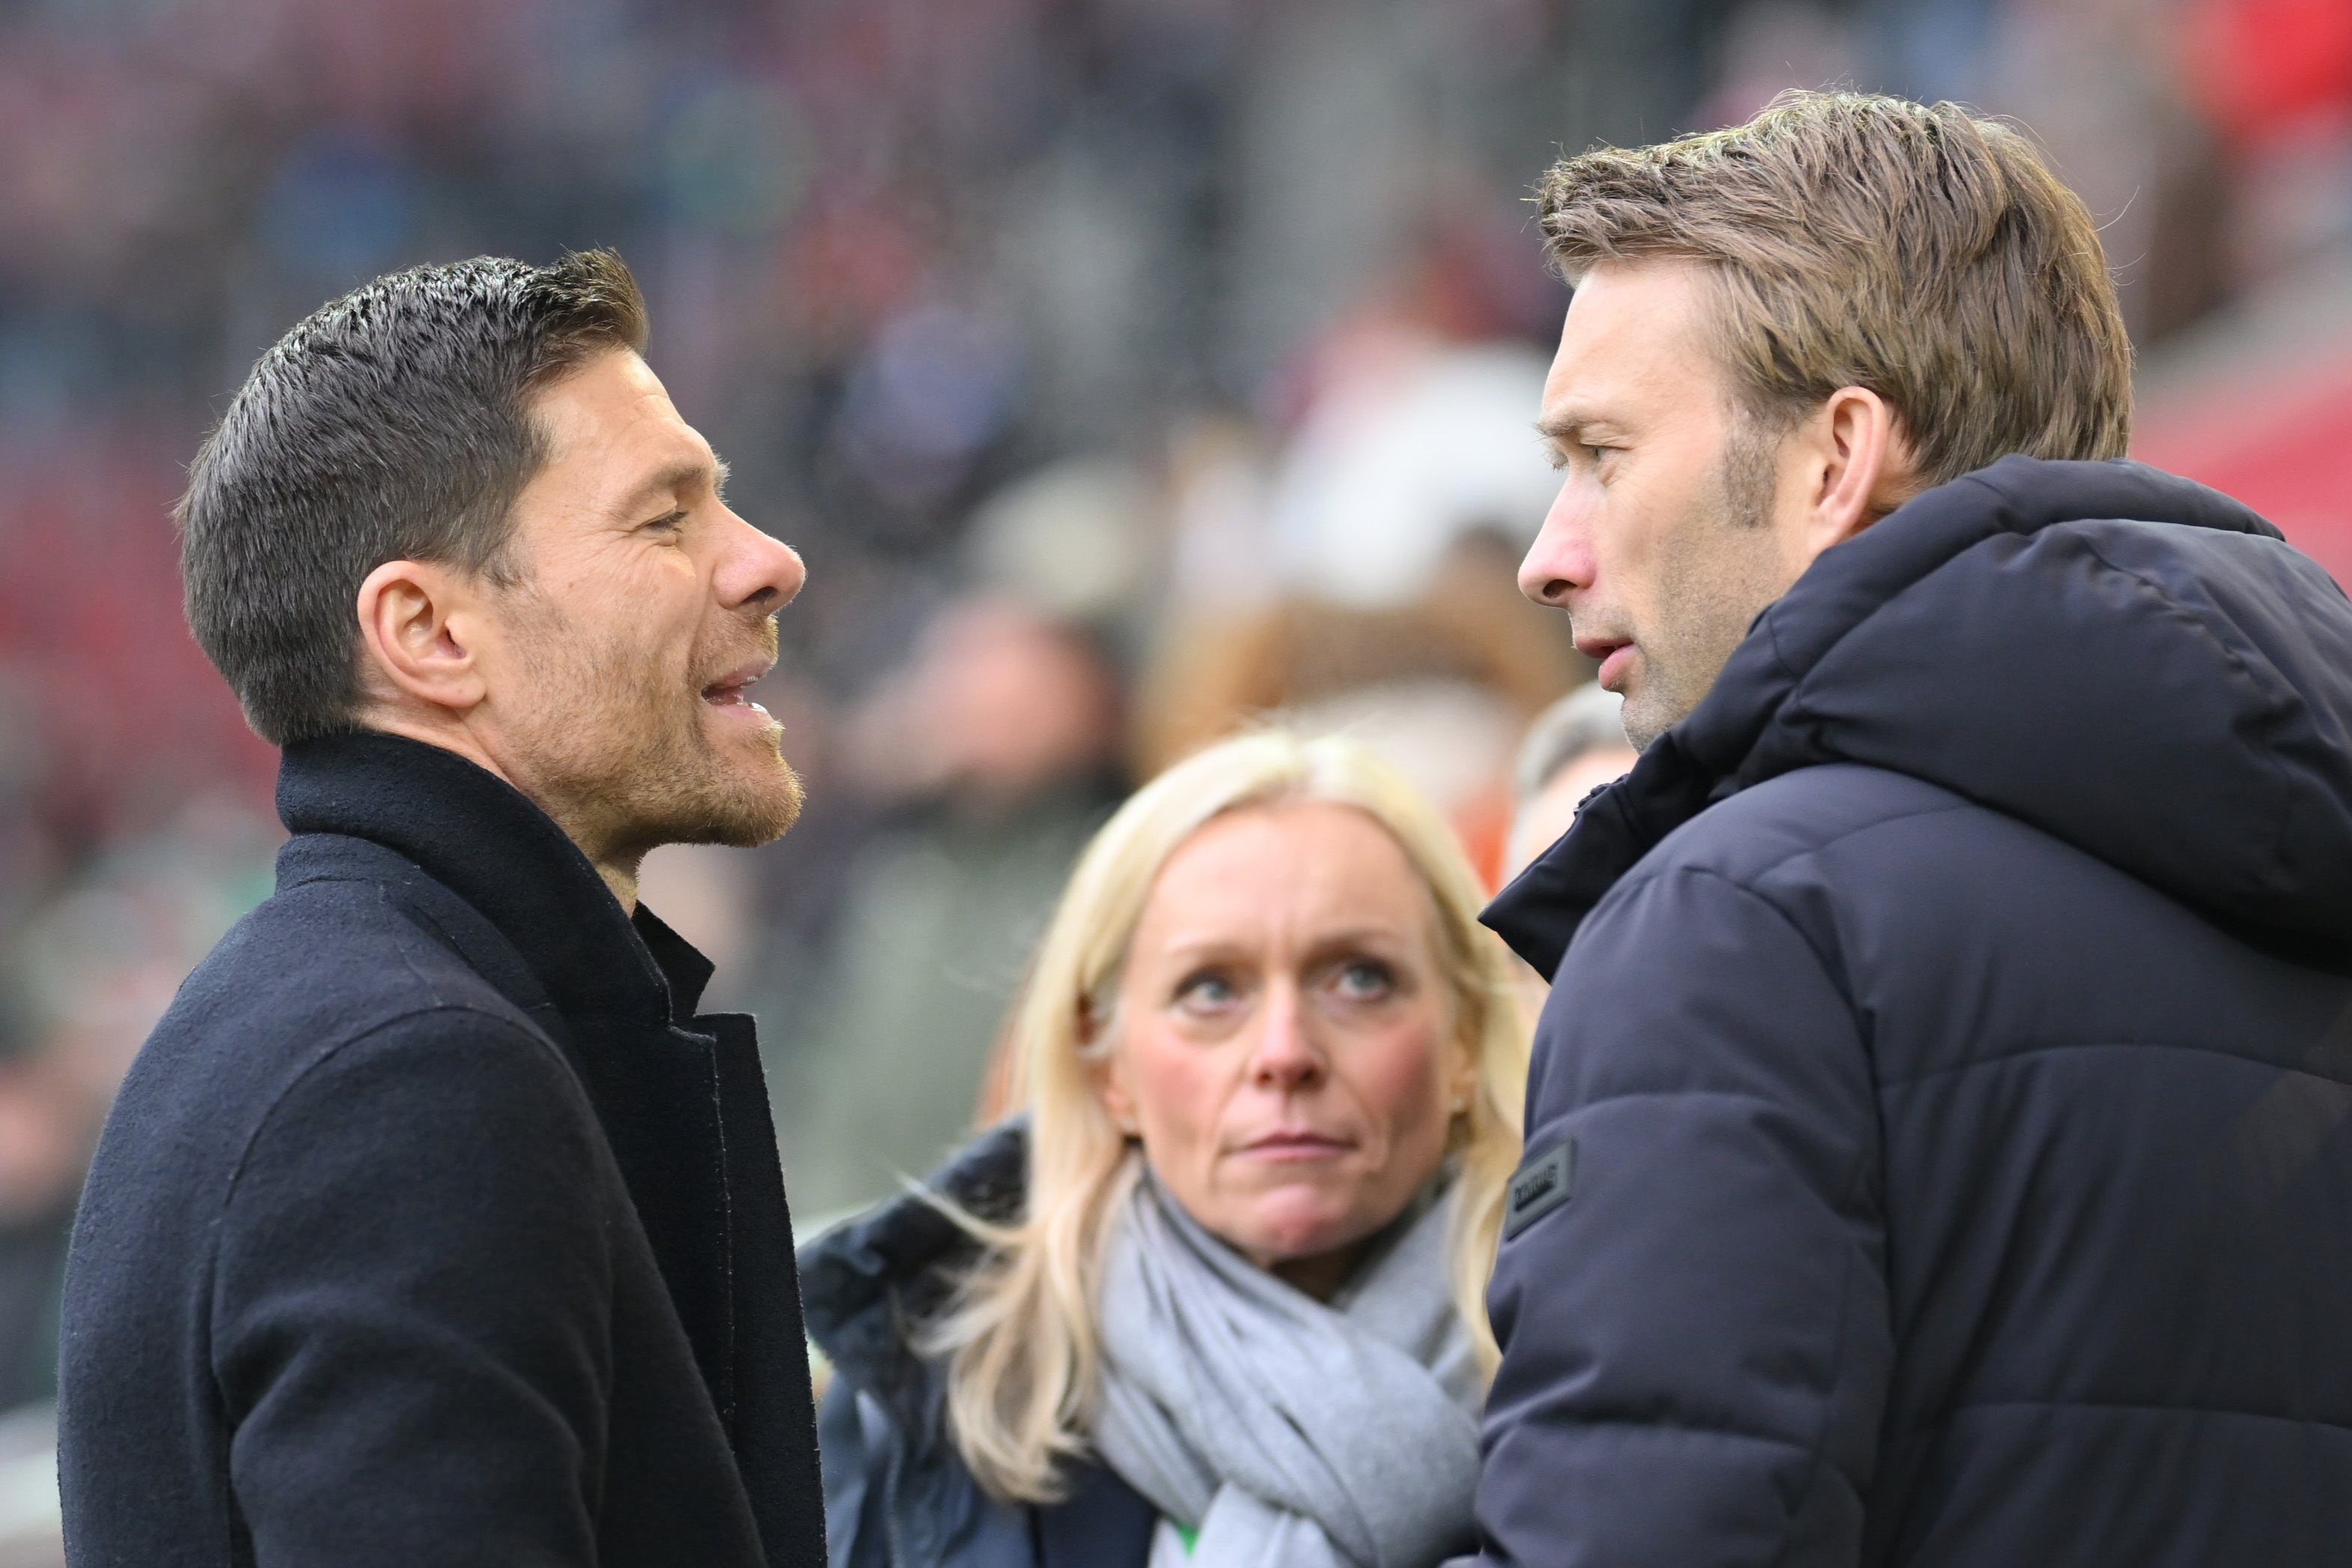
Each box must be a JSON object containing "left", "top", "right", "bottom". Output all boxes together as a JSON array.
[{"left": 799, "top": 730, "right": 1528, "bottom": 1568}]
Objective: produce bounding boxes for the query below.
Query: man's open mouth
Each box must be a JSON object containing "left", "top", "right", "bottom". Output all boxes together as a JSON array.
[{"left": 700, "top": 659, "right": 775, "bottom": 710}]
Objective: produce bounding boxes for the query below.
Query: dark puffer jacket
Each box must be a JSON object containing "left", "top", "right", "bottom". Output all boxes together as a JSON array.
[
  {"left": 1469, "top": 457, "right": 2352, "bottom": 1567},
  {"left": 798, "top": 1122, "right": 1157, "bottom": 1568}
]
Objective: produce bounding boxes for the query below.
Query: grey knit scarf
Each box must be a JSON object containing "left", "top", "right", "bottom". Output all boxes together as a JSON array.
[{"left": 1090, "top": 1167, "right": 1482, "bottom": 1568}]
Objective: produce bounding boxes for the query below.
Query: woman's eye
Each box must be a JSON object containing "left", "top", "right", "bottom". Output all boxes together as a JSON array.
[
  {"left": 1333, "top": 959, "right": 1395, "bottom": 1001},
  {"left": 1175, "top": 972, "right": 1236, "bottom": 1009}
]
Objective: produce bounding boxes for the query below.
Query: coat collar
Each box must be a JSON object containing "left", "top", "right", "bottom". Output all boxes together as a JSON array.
[{"left": 276, "top": 730, "right": 710, "bottom": 1025}]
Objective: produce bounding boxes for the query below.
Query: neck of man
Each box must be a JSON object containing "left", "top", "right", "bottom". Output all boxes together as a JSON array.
[
  {"left": 359, "top": 713, "right": 644, "bottom": 914},
  {"left": 586, "top": 856, "right": 642, "bottom": 915}
]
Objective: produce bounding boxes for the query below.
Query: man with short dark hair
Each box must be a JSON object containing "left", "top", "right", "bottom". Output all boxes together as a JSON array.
[
  {"left": 1470, "top": 92, "right": 2352, "bottom": 1565},
  {"left": 57, "top": 251, "right": 826, "bottom": 1567}
]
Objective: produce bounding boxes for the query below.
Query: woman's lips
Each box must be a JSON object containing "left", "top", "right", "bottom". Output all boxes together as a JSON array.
[{"left": 1237, "top": 1132, "right": 1354, "bottom": 1162}]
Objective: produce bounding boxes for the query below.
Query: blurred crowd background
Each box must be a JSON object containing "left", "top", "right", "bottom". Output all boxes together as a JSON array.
[{"left": 2, "top": 0, "right": 2351, "bottom": 1555}]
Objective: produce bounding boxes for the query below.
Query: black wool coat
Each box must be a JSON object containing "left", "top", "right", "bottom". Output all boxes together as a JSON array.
[
  {"left": 799, "top": 1121, "right": 1158, "bottom": 1568},
  {"left": 56, "top": 731, "right": 826, "bottom": 1567},
  {"left": 1466, "top": 458, "right": 2352, "bottom": 1567}
]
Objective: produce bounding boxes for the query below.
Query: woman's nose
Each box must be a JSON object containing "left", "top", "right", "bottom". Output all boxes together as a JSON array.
[{"left": 1246, "top": 991, "right": 1325, "bottom": 1090}]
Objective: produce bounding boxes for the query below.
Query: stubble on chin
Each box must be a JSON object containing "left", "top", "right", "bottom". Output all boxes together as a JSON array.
[
  {"left": 679, "top": 720, "right": 804, "bottom": 848},
  {"left": 510, "top": 604, "right": 805, "bottom": 860},
  {"left": 1617, "top": 675, "right": 1673, "bottom": 753},
  {"left": 611, "top": 665, "right": 805, "bottom": 854}
]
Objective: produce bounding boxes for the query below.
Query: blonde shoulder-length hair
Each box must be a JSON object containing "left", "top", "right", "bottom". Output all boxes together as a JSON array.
[{"left": 921, "top": 728, "right": 1529, "bottom": 1503}]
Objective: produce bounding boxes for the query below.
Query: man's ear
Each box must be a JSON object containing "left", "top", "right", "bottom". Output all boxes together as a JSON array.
[
  {"left": 354, "top": 558, "right": 490, "bottom": 717},
  {"left": 1798, "top": 385, "right": 1916, "bottom": 559}
]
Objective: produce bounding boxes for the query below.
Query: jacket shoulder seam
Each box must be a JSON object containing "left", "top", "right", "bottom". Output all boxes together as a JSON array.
[
  {"left": 1621, "top": 862, "right": 1859, "bottom": 1007},
  {"left": 201, "top": 1004, "right": 576, "bottom": 1390},
  {"left": 1623, "top": 788, "right": 1975, "bottom": 903},
  {"left": 214, "top": 1004, "right": 570, "bottom": 1226},
  {"left": 1612, "top": 792, "right": 1978, "bottom": 999}
]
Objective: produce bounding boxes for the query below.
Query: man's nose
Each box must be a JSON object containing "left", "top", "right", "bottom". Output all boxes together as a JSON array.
[
  {"left": 1518, "top": 484, "right": 1593, "bottom": 608},
  {"left": 1246, "top": 989, "right": 1326, "bottom": 1091},
  {"left": 717, "top": 508, "right": 805, "bottom": 611}
]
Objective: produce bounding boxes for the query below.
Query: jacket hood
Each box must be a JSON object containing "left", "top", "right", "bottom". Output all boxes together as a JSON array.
[
  {"left": 1487, "top": 456, "right": 2352, "bottom": 976},
  {"left": 798, "top": 1120, "right": 1028, "bottom": 1425}
]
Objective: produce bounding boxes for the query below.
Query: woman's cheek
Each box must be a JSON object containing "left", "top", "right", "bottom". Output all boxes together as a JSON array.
[
  {"left": 1128, "top": 1026, "right": 1231, "bottom": 1159},
  {"left": 1345, "top": 1017, "right": 1450, "bottom": 1137}
]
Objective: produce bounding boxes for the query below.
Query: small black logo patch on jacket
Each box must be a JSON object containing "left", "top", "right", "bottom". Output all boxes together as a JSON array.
[{"left": 1503, "top": 1138, "right": 1575, "bottom": 1240}]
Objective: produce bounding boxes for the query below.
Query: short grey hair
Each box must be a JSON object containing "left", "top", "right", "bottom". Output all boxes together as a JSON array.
[{"left": 1514, "top": 683, "right": 1630, "bottom": 802}]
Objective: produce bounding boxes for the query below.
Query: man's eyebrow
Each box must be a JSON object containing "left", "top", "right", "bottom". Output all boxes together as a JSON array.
[
  {"left": 612, "top": 454, "right": 728, "bottom": 519},
  {"left": 1536, "top": 409, "right": 1613, "bottom": 442}
]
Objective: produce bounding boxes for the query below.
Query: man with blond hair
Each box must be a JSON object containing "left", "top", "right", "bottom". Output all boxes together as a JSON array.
[{"left": 1471, "top": 92, "right": 2352, "bottom": 1566}]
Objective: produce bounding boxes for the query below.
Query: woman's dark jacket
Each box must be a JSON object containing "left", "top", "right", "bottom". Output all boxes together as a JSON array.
[
  {"left": 1469, "top": 458, "right": 2352, "bottom": 1567},
  {"left": 56, "top": 732, "right": 826, "bottom": 1567},
  {"left": 799, "top": 1121, "right": 1157, "bottom": 1568}
]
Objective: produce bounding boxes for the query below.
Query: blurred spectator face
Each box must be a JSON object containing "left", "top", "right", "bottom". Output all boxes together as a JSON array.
[
  {"left": 847, "top": 598, "right": 1116, "bottom": 811},
  {"left": 1520, "top": 260, "right": 1803, "bottom": 749},
  {"left": 0, "top": 1059, "right": 86, "bottom": 1225},
  {"left": 374, "top": 350, "right": 808, "bottom": 864},
  {"left": 1094, "top": 802, "right": 1469, "bottom": 1297},
  {"left": 917, "top": 603, "right": 1113, "bottom": 805}
]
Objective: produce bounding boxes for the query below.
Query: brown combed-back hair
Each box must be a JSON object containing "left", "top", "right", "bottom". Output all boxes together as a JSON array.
[{"left": 1537, "top": 90, "right": 2133, "bottom": 487}]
